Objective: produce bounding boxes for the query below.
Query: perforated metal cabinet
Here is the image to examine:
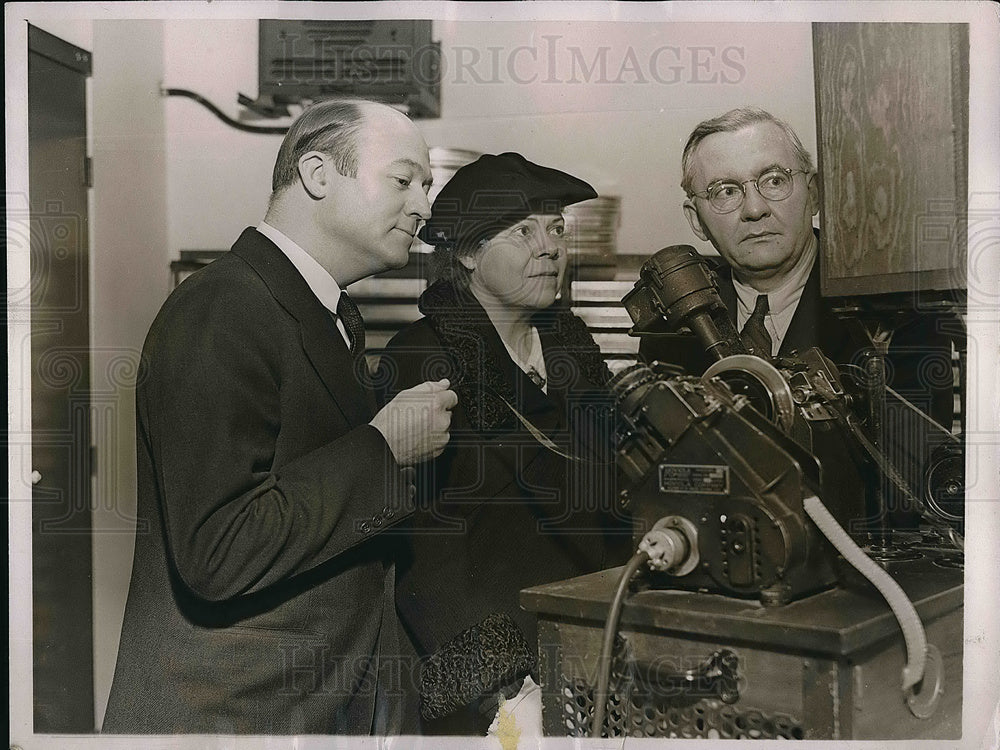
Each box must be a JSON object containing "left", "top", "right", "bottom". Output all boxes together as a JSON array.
[{"left": 521, "top": 557, "right": 962, "bottom": 740}]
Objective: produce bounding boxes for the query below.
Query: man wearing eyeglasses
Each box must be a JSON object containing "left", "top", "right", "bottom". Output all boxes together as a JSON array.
[
  {"left": 680, "top": 107, "right": 823, "bottom": 360},
  {"left": 640, "top": 106, "right": 960, "bottom": 535},
  {"left": 643, "top": 108, "right": 857, "bottom": 368},
  {"left": 645, "top": 107, "right": 954, "bottom": 416}
]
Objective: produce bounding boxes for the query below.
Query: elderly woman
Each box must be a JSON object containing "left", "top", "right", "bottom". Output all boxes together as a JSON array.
[{"left": 377, "top": 153, "right": 629, "bottom": 734}]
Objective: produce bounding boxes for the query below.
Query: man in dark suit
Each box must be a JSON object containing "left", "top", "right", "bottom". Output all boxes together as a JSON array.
[
  {"left": 639, "top": 107, "right": 959, "bottom": 534},
  {"left": 103, "top": 99, "right": 457, "bottom": 734}
]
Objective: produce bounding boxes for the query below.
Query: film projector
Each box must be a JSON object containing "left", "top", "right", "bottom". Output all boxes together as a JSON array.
[
  {"left": 521, "top": 243, "right": 965, "bottom": 740},
  {"left": 519, "top": 23, "right": 968, "bottom": 740}
]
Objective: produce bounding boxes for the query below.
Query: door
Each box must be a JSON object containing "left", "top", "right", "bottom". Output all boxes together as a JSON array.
[{"left": 28, "top": 24, "right": 94, "bottom": 732}]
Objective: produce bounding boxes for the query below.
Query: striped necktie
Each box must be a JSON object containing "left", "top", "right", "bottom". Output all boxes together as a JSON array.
[{"left": 740, "top": 294, "right": 772, "bottom": 358}]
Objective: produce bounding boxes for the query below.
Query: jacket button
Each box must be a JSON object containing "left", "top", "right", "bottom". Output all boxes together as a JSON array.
[
  {"left": 360, "top": 521, "right": 372, "bottom": 534},
  {"left": 372, "top": 515, "right": 383, "bottom": 528},
  {"left": 383, "top": 506, "right": 395, "bottom": 519}
]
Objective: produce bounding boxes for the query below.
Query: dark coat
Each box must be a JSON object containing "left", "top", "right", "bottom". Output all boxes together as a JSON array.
[
  {"left": 103, "top": 228, "right": 417, "bottom": 735},
  {"left": 638, "top": 248, "right": 962, "bottom": 531},
  {"left": 377, "top": 281, "right": 630, "bottom": 671}
]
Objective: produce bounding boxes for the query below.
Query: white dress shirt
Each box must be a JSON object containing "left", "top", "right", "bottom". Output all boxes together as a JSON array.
[
  {"left": 256, "top": 221, "right": 352, "bottom": 349},
  {"left": 733, "top": 234, "right": 818, "bottom": 357}
]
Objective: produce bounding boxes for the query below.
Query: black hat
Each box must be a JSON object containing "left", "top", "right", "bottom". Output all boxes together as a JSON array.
[{"left": 418, "top": 152, "right": 598, "bottom": 248}]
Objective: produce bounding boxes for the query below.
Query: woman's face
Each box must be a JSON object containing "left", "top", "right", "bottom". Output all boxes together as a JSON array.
[{"left": 464, "top": 213, "right": 568, "bottom": 311}]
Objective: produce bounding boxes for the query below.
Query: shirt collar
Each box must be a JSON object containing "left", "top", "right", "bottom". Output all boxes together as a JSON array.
[
  {"left": 732, "top": 231, "right": 817, "bottom": 317},
  {"left": 256, "top": 221, "right": 343, "bottom": 313}
]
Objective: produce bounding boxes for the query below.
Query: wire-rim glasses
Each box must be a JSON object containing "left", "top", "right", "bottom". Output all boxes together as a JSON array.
[{"left": 691, "top": 167, "right": 808, "bottom": 214}]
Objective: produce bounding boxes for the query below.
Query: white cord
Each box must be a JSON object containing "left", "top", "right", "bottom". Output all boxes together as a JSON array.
[{"left": 803, "top": 494, "right": 927, "bottom": 691}]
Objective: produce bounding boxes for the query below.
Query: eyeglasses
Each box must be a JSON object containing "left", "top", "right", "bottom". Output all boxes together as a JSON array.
[{"left": 690, "top": 167, "right": 808, "bottom": 214}]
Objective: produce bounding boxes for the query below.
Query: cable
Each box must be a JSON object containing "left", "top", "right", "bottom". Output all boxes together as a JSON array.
[
  {"left": 591, "top": 550, "right": 649, "bottom": 738},
  {"left": 803, "top": 494, "right": 928, "bottom": 692},
  {"left": 162, "top": 88, "right": 290, "bottom": 134}
]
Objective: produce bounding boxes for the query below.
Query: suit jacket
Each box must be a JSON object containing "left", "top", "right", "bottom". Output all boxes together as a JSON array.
[
  {"left": 103, "top": 228, "right": 416, "bottom": 734},
  {"left": 639, "top": 248, "right": 962, "bottom": 531},
  {"left": 377, "top": 281, "right": 631, "bottom": 732}
]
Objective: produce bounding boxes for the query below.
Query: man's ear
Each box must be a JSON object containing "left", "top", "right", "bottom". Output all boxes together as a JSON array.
[
  {"left": 297, "top": 151, "right": 330, "bottom": 199},
  {"left": 683, "top": 200, "right": 709, "bottom": 242},
  {"left": 806, "top": 171, "right": 820, "bottom": 217}
]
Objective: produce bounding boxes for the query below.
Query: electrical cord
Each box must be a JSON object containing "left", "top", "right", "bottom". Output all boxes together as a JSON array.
[
  {"left": 591, "top": 550, "right": 650, "bottom": 738},
  {"left": 590, "top": 495, "right": 934, "bottom": 733},
  {"left": 162, "top": 88, "right": 291, "bottom": 134},
  {"left": 803, "top": 494, "right": 928, "bottom": 692}
]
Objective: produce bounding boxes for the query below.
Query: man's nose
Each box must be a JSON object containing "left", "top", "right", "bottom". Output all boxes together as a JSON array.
[
  {"left": 408, "top": 188, "right": 432, "bottom": 221},
  {"left": 740, "top": 183, "right": 771, "bottom": 220}
]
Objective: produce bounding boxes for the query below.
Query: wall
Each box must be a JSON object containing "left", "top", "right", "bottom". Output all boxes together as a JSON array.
[
  {"left": 88, "top": 20, "right": 169, "bottom": 726},
  {"left": 56, "top": 20, "right": 171, "bottom": 727},
  {"left": 163, "top": 19, "right": 276, "bottom": 252},
  {"left": 163, "top": 20, "right": 817, "bottom": 259}
]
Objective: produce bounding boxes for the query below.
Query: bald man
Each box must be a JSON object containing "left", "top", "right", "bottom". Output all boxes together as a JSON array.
[{"left": 104, "top": 99, "right": 456, "bottom": 734}]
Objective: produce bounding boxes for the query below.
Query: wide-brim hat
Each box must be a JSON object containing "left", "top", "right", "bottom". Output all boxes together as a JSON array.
[{"left": 418, "top": 152, "right": 598, "bottom": 248}]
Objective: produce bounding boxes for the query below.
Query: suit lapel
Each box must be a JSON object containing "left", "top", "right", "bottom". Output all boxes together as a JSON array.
[
  {"left": 230, "top": 228, "right": 374, "bottom": 425},
  {"left": 716, "top": 266, "right": 738, "bottom": 324},
  {"left": 779, "top": 260, "right": 821, "bottom": 356},
  {"left": 787, "top": 268, "right": 856, "bottom": 366}
]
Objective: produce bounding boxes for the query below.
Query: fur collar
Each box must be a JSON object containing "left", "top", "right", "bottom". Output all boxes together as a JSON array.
[{"left": 418, "top": 280, "right": 611, "bottom": 431}]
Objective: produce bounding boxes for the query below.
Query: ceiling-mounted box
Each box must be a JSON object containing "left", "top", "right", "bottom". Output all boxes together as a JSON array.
[{"left": 257, "top": 19, "right": 441, "bottom": 118}]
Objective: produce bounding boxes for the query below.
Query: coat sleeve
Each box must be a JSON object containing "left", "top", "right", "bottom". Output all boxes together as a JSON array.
[
  {"left": 375, "top": 318, "right": 455, "bottom": 402},
  {"left": 139, "top": 279, "right": 413, "bottom": 603}
]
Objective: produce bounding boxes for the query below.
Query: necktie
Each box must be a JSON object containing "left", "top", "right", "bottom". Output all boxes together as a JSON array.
[
  {"left": 740, "top": 294, "right": 772, "bottom": 358},
  {"left": 337, "top": 293, "right": 365, "bottom": 357}
]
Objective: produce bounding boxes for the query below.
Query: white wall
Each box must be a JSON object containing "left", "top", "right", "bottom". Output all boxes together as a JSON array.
[
  {"left": 163, "top": 20, "right": 817, "bottom": 259},
  {"left": 163, "top": 19, "right": 277, "bottom": 252},
  {"left": 89, "top": 19, "right": 169, "bottom": 727}
]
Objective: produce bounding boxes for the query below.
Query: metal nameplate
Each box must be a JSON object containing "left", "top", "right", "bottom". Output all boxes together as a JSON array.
[{"left": 659, "top": 463, "right": 730, "bottom": 495}]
